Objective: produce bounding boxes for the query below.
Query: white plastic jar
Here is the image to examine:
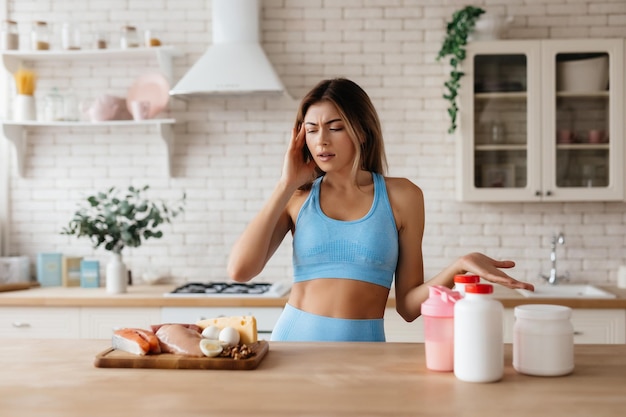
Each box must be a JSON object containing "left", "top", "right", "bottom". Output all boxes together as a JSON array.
[{"left": 513, "top": 304, "right": 574, "bottom": 376}]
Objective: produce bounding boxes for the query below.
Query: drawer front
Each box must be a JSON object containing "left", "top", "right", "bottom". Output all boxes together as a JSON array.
[
  {"left": 570, "top": 309, "right": 626, "bottom": 344},
  {"left": 80, "top": 307, "right": 162, "bottom": 339},
  {"left": 0, "top": 307, "right": 80, "bottom": 339},
  {"left": 161, "top": 307, "right": 283, "bottom": 338}
]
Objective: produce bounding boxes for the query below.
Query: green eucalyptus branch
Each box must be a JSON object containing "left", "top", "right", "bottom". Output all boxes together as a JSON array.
[
  {"left": 61, "top": 185, "right": 186, "bottom": 254},
  {"left": 437, "top": 5, "right": 485, "bottom": 134}
]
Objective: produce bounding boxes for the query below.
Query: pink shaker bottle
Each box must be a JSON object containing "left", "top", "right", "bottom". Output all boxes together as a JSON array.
[{"left": 422, "top": 285, "right": 461, "bottom": 372}]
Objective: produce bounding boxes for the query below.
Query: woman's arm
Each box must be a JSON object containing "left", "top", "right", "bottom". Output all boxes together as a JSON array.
[
  {"left": 227, "top": 181, "right": 296, "bottom": 282},
  {"left": 390, "top": 179, "right": 535, "bottom": 322},
  {"left": 227, "top": 126, "right": 317, "bottom": 282}
]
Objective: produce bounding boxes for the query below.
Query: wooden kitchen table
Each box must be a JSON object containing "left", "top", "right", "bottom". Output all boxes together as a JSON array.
[{"left": 0, "top": 340, "right": 624, "bottom": 417}]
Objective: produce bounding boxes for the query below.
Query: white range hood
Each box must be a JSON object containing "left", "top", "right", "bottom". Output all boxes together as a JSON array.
[{"left": 170, "top": 0, "right": 286, "bottom": 97}]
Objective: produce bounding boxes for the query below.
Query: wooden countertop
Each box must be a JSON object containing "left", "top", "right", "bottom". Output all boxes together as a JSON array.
[
  {"left": 0, "top": 283, "right": 625, "bottom": 309},
  {"left": 0, "top": 284, "right": 290, "bottom": 308},
  {"left": 0, "top": 340, "right": 624, "bottom": 417}
]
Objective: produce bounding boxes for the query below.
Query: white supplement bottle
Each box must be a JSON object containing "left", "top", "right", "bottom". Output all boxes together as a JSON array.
[
  {"left": 454, "top": 283, "right": 504, "bottom": 383},
  {"left": 513, "top": 304, "right": 574, "bottom": 376},
  {"left": 453, "top": 274, "right": 480, "bottom": 296}
]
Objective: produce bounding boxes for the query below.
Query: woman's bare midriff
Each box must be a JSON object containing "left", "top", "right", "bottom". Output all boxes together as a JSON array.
[{"left": 287, "top": 279, "right": 390, "bottom": 319}]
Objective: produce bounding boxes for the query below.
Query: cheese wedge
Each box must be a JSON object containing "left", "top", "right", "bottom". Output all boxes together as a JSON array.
[{"left": 196, "top": 315, "right": 257, "bottom": 344}]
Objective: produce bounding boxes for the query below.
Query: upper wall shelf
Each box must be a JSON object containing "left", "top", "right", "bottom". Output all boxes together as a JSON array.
[
  {"left": 1, "top": 46, "right": 182, "bottom": 82},
  {"left": 0, "top": 119, "right": 176, "bottom": 178}
]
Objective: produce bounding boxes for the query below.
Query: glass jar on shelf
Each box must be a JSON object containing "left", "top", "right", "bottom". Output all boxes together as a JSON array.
[
  {"left": 144, "top": 29, "right": 161, "bottom": 47},
  {"left": 0, "top": 19, "right": 19, "bottom": 50},
  {"left": 120, "top": 25, "right": 139, "bottom": 49},
  {"left": 61, "top": 89, "right": 79, "bottom": 121},
  {"left": 94, "top": 30, "right": 108, "bottom": 49},
  {"left": 61, "top": 22, "right": 81, "bottom": 50},
  {"left": 31, "top": 21, "right": 51, "bottom": 50},
  {"left": 42, "top": 88, "right": 64, "bottom": 122}
]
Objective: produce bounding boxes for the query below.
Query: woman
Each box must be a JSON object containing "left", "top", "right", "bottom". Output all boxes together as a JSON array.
[{"left": 227, "top": 78, "right": 533, "bottom": 342}]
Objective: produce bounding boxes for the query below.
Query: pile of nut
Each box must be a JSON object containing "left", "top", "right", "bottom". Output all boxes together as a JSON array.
[{"left": 219, "top": 343, "right": 255, "bottom": 360}]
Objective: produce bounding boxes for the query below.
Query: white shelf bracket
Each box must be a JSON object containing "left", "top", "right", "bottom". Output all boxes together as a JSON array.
[
  {"left": 2, "top": 54, "right": 19, "bottom": 74},
  {"left": 1, "top": 124, "right": 26, "bottom": 177},
  {"left": 158, "top": 123, "right": 174, "bottom": 177}
]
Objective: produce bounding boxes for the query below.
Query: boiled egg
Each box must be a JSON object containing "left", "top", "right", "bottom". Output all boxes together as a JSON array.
[
  {"left": 218, "top": 326, "right": 240, "bottom": 347},
  {"left": 199, "top": 339, "right": 223, "bottom": 357},
  {"left": 201, "top": 325, "right": 221, "bottom": 340}
]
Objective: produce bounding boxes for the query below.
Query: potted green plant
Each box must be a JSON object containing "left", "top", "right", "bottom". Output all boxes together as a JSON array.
[
  {"left": 61, "top": 185, "right": 185, "bottom": 294},
  {"left": 437, "top": 5, "right": 485, "bottom": 134}
]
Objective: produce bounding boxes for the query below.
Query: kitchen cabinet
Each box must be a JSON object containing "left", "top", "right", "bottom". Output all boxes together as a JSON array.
[
  {"left": 384, "top": 308, "right": 424, "bottom": 342},
  {"left": 0, "top": 306, "right": 80, "bottom": 338},
  {"left": 0, "top": 47, "right": 180, "bottom": 177},
  {"left": 458, "top": 39, "right": 624, "bottom": 202},
  {"left": 504, "top": 308, "right": 626, "bottom": 344},
  {"left": 0, "top": 306, "right": 160, "bottom": 339},
  {"left": 80, "top": 307, "right": 161, "bottom": 339}
]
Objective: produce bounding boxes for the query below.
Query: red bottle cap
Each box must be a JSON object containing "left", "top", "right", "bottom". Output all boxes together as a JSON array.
[
  {"left": 465, "top": 283, "right": 493, "bottom": 294},
  {"left": 454, "top": 274, "right": 480, "bottom": 284}
]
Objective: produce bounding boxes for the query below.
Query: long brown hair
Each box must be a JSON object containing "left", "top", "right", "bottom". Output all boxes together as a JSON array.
[{"left": 295, "top": 78, "right": 387, "bottom": 188}]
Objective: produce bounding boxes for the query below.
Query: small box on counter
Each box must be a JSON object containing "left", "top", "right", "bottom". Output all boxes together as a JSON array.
[
  {"left": 80, "top": 260, "right": 100, "bottom": 288},
  {"left": 0, "top": 256, "right": 30, "bottom": 284},
  {"left": 62, "top": 256, "right": 82, "bottom": 287},
  {"left": 36, "top": 253, "right": 62, "bottom": 287}
]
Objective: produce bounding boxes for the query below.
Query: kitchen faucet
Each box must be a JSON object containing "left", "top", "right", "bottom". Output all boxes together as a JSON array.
[{"left": 540, "top": 232, "right": 568, "bottom": 285}]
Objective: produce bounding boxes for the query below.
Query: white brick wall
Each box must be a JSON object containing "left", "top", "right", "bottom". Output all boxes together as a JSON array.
[{"left": 1, "top": 0, "right": 625, "bottom": 286}]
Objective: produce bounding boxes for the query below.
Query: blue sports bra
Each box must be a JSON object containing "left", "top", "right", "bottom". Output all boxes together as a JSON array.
[{"left": 292, "top": 172, "right": 399, "bottom": 289}]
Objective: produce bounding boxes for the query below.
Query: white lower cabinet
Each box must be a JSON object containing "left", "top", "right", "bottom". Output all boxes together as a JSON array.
[
  {"left": 0, "top": 307, "right": 81, "bottom": 338},
  {"left": 384, "top": 308, "right": 424, "bottom": 342},
  {"left": 2, "top": 305, "right": 623, "bottom": 343},
  {"left": 161, "top": 307, "right": 284, "bottom": 339},
  {"left": 81, "top": 307, "right": 162, "bottom": 339},
  {"left": 0, "top": 306, "right": 160, "bottom": 339},
  {"left": 504, "top": 308, "right": 626, "bottom": 344}
]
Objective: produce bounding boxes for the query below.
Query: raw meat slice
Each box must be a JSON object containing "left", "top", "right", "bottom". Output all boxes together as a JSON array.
[{"left": 155, "top": 324, "right": 204, "bottom": 357}]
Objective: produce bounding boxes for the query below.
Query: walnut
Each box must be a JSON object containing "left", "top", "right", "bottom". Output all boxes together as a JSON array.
[{"left": 218, "top": 343, "right": 255, "bottom": 360}]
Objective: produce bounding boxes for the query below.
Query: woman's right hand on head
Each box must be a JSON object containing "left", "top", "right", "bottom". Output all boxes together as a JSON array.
[{"left": 281, "top": 124, "right": 318, "bottom": 188}]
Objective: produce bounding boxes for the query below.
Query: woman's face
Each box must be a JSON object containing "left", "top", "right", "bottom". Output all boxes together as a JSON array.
[{"left": 303, "top": 101, "right": 357, "bottom": 174}]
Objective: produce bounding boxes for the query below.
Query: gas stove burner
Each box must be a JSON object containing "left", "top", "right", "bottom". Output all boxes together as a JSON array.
[{"left": 166, "top": 281, "right": 291, "bottom": 298}]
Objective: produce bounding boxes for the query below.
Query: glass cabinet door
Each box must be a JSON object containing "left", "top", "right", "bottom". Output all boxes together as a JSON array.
[
  {"left": 542, "top": 39, "right": 624, "bottom": 201},
  {"left": 458, "top": 41, "right": 542, "bottom": 202},
  {"left": 473, "top": 54, "right": 528, "bottom": 189}
]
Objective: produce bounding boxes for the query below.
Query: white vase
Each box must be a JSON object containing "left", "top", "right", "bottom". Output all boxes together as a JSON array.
[
  {"left": 14, "top": 94, "right": 37, "bottom": 121},
  {"left": 106, "top": 252, "right": 127, "bottom": 294}
]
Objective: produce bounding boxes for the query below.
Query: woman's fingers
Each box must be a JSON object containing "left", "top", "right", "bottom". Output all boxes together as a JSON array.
[{"left": 459, "top": 252, "right": 534, "bottom": 291}]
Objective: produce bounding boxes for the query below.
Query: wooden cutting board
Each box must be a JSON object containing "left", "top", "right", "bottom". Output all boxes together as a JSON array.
[
  {"left": 0, "top": 282, "right": 39, "bottom": 292},
  {"left": 94, "top": 340, "right": 269, "bottom": 370}
]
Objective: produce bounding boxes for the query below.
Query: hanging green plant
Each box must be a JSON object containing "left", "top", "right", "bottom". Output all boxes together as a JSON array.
[{"left": 437, "top": 6, "right": 485, "bottom": 134}]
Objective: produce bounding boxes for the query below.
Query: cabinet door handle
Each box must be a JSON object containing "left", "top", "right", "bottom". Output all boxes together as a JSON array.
[
  {"left": 12, "top": 322, "right": 31, "bottom": 328},
  {"left": 574, "top": 331, "right": 583, "bottom": 336},
  {"left": 545, "top": 190, "right": 553, "bottom": 196},
  {"left": 535, "top": 190, "right": 542, "bottom": 196}
]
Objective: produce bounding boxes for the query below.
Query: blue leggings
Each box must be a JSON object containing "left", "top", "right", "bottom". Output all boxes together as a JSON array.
[{"left": 270, "top": 303, "right": 386, "bottom": 342}]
